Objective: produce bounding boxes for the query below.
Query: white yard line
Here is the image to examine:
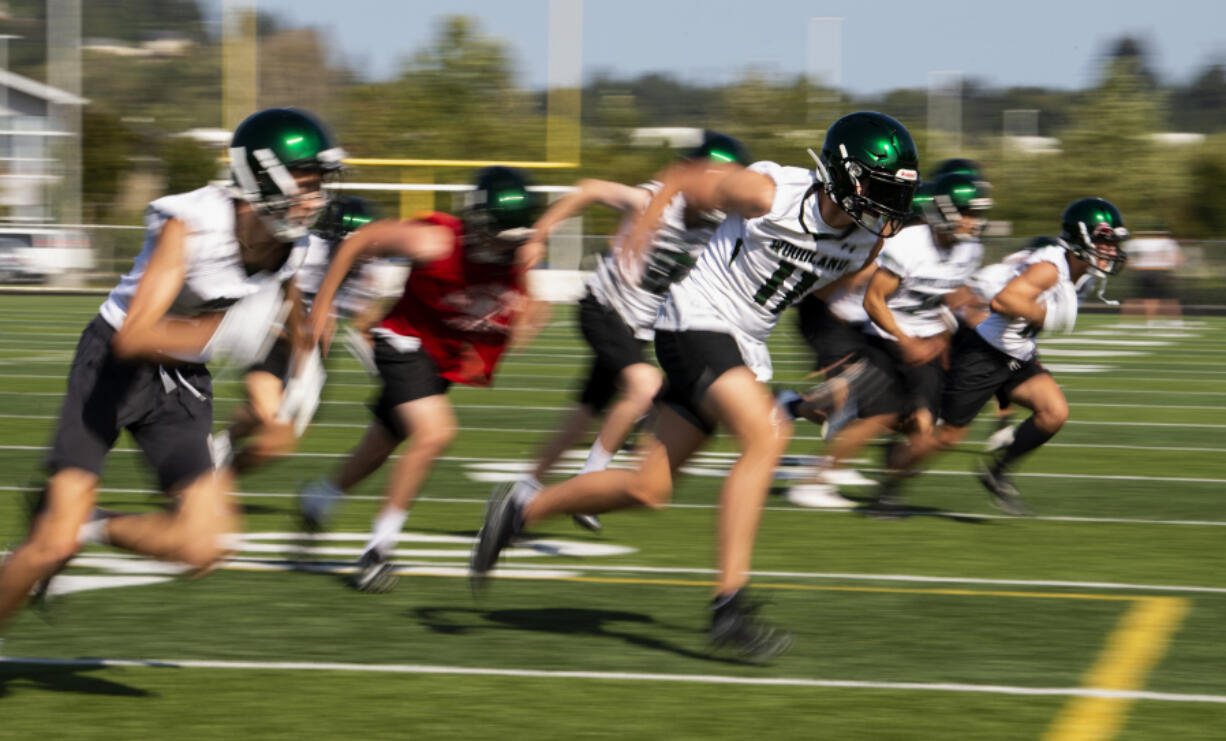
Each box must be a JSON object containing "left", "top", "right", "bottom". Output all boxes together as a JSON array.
[{"left": 0, "top": 656, "right": 1221, "bottom": 704}]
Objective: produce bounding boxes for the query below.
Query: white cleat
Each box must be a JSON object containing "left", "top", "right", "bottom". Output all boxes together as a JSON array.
[
  {"left": 816, "top": 467, "right": 875, "bottom": 487},
  {"left": 786, "top": 483, "right": 856, "bottom": 509}
]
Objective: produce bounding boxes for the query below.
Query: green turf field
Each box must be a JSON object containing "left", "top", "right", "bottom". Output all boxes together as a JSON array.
[{"left": 1, "top": 294, "right": 1223, "bottom": 740}]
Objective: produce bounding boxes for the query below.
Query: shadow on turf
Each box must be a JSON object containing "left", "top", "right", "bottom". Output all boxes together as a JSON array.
[
  {"left": 411, "top": 606, "right": 758, "bottom": 666},
  {"left": 0, "top": 663, "right": 152, "bottom": 699}
]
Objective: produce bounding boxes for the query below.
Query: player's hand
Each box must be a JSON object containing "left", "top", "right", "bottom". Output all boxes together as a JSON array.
[
  {"left": 517, "top": 237, "right": 546, "bottom": 270},
  {"left": 900, "top": 335, "right": 945, "bottom": 366}
]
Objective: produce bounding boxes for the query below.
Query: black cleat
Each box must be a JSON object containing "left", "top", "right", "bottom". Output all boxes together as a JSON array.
[
  {"left": 976, "top": 457, "right": 1033, "bottom": 516},
  {"left": 865, "top": 481, "right": 909, "bottom": 521},
  {"left": 350, "top": 549, "right": 398, "bottom": 593},
  {"left": 572, "top": 513, "right": 602, "bottom": 532},
  {"left": 709, "top": 591, "right": 793, "bottom": 661},
  {"left": 469, "top": 483, "right": 523, "bottom": 590}
]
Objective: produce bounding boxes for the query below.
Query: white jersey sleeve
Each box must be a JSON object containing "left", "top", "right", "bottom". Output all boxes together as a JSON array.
[
  {"left": 975, "top": 243, "right": 1073, "bottom": 360},
  {"left": 587, "top": 182, "right": 720, "bottom": 340},
  {"left": 99, "top": 184, "right": 309, "bottom": 330},
  {"left": 868, "top": 225, "right": 983, "bottom": 339}
]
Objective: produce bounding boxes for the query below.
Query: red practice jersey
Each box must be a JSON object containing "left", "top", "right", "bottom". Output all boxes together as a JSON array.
[{"left": 378, "top": 212, "right": 525, "bottom": 386}]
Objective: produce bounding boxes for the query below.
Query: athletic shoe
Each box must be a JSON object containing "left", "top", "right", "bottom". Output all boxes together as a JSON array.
[
  {"left": 815, "top": 467, "right": 875, "bottom": 487},
  {"left": 469, "top": 482, "right": 523, "bottom": 589},
  {"left": 572, "top": 513, "right": 602, "bottom": 532},
  {"left": 775, "top": 388, "right": 803, "bottom": 421},
  {"left": 865, "top": 479, "right": 908, "bottom": 520},
  {"left": 976, "top": 457, "right": 1033, "bottom": 516},
  {"left": 298, "top": 479, "right": 342, "bottom": 533},
  {"left": 350, "top": 549, "right": 397, "bottom": 593},
  {"left": 709, "top": 591, "right": 793, "bottom": 661},
  {"left": 786, "top": 483, "right": 854, "bottom": 508}
]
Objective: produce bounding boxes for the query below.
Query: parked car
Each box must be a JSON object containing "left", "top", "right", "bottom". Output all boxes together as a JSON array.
[{"left": 0, "top": 227, "right": 93, "bottom": 284}]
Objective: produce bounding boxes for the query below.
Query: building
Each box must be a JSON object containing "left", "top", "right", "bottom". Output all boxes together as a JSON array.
[{"left": 0, "top": 67, "right": 88, "bottom": 222}]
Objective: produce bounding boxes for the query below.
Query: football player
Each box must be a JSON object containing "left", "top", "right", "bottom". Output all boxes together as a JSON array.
[
  {"left": 471, "top": 112, "right": 919, "bottom": 659},
  {"left": 0, "top": 108, "right": 343, "bottom": 637},
  {"left": 876, "top": 198, "right": 1128, "bottom": 515},
  {"left": 506, "top": 131, "right": 751, "bottom": 532},
  {"left": 298, "top": 167, "right": 544, "bottom": 592},
  {"left": 212, "top": 196, "right": 385, "bottom": 474}
]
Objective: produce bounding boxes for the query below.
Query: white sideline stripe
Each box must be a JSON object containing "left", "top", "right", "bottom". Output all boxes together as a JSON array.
[
  {"left": 7, "top": 544, "right": 1226, "bottom": 596},
  {"left": 4, "top": 445, "right": 1226, "bottom": 485},
  {"left": 5, "top": 485, "right": 1226, "bottom": 531},
  {"left": 0, "top": 657, "right": 1221, "bottom": 703}
]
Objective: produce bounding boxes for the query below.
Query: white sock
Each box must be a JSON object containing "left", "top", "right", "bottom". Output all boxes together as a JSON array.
[
  {"left": 364, "top": 508, "right": 407, "bottom": 558},
  {"left": 579, "top": 441, "right": 614, "bottom": 474},
  {"left": 511, "top": 477, "right": 542, "bottom": 506},
  {"left": 77, "top": 513, "right": 110, "bottom": 546}
]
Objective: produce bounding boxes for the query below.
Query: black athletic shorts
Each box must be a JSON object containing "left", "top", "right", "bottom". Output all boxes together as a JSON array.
[
  {"left": 940, "top": 331, "right": 1049, "bottom": 427},
  {"left": 46, "top": 315, "right": 215, "bottom": 491},
  {"left": 246, "top": 334, "right": 292, "bottom": 383},
  {"left": 369, "top": 334, "right": 452, "bottom": 440},
  {"left": 577, "top": 290, "right": 648, "bottom": 412},
  {"left": 1136, "top": 270, "right": 1177, "bottom": 300},
  {"left": 653, "top": 329, "right": 745, "bottom": 435},
  {"left": 797, "top": 294, "right": 871, "bottom": 370},
  {"left": 861, "top": 333, "right": 942, "bottom": 419}
]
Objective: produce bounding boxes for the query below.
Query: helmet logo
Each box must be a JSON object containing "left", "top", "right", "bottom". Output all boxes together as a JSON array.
[{"left": 895, "top": 169, "right": 918, "bottom": 181}]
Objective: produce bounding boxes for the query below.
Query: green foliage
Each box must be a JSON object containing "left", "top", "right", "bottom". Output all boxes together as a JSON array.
[
  {"left": 161, "top": 136, "right": 222, "bottom": 196},
  {"left": 80, "top": 109, "right": 138, "bottom": 223}
]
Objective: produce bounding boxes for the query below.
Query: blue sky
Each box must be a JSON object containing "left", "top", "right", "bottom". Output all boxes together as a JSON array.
[{"left": 230, "top": 0, "right": 1224, "bottom": 93}]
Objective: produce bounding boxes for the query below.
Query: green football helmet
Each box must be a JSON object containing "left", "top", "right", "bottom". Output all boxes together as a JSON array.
[
  {"left": 230, "top": 107, "right": 346, "bottom": 241},
  {"left": 814, "top": 111, "right": 920, "bottom": 237},
  {"left": 923, "top": 172, "right": 993, "bottom": 240},
  {"left": 1060, "top": 197, "right": 1128, "bottom": 276},
  {"left": 930, "top": 158, "right": 983, "bottom": 180},
  {"left": 313, "top": 195, "right": 380, "bottom": 243},
  {"left": 908, "top": 182, "right": 935, "bottom": 225},
  {"left": 685, "top": 130, "right": 752, "bottom": 165},
  {"left": 464, "top": 166, "right": 542, "bottom": 257}
]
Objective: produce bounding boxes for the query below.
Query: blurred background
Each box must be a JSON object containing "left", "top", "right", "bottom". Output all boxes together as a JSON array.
[{"left": 1, "top": 0, "right": 1224, "bottom": 302}]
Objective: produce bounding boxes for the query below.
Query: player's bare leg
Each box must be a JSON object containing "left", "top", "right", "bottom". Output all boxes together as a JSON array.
[
  {"left": 102, "top": 469, "right": 239, "bottom": 569},
  {"left": 529, "top": 405, "right": 596, "bottom": 482},
  {"left": 522, "top": 406, "right": 707, "bottom": 524},
  {"left": 701, "top": 367, "right": 793, "bottom": 596},
  {"left": 0, "top": 469, "right": 97, "bottom": 633}
]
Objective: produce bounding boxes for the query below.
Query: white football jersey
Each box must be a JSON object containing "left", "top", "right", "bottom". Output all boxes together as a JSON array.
[
  {"left": 100, "top": 184, "right": 308, "bottom": 329},
  {"left": 867, "top": 225, "right": 983, "bottom": 340},
  {"left": 826, "top": 283, "right": 870, "bottom": 326},
  {"left": 294, "top": 234, "right": 390, "bottom": 317},
  {"left": 975, "top": 242, "right": 1073, "bottom": 360},
  {"left": 657, "top": 161, "right": 880, "bottom": 380},
  {"left": 968, "top": 249, "right": 1033, "bottom": 305},
  {"left": 587, "top": 181, "right": 720, "bottom": 340}
]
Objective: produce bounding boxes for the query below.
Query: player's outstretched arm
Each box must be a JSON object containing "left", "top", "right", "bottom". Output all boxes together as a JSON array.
[
  {"left": 112, "top": 218, "right": 223, "bottom": 360},
  {"left": 620, "top": 161, "right": 762, "bottom": 270},
  {"left": 990, "top": 261, "right": 1059, "bottom": 327},
  {"left": 308, "top": 219, "right": 452, "bottom": 345}
]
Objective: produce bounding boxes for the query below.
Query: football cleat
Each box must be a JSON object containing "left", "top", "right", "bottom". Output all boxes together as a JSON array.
[
  {"left": 864, "top": 479, "right": 908, "bottom": 520},
  {"left": 351, "top": 549, "right": 398, "bottom": 593},
  {"left": 709, "top": 591, "right": 793, "bottom": 661},
  {"left": 572, "top": 513, "right": 602, "bottom": 532},
  {"left": 298, "top": 478, "right": 342, "bottom": 533},
  {"left": 786, "top": 483, "right": 855, "bottom": 509},
  {"left": 469, "top": 482, "right": 523, "bottom": 590},
  {"left": 976, "top": 457, "right": 1033, "bottom": 516}
]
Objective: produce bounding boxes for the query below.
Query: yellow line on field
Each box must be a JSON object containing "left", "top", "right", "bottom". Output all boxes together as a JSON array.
[{"left": 1043, "top": 596, "right": 1190, "bottom": 741}]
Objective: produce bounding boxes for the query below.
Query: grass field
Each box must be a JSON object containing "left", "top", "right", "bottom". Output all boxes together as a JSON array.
[{"left": 1, "top": 294, "right": 1224, "bottom": 740}]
